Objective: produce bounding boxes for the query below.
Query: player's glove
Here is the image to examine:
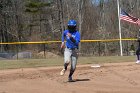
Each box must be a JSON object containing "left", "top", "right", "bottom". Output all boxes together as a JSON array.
[{"left": 60, "top": 42, "right": 65, "bottom": 54}]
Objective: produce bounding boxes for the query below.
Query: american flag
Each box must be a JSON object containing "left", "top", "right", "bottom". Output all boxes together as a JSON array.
[{"left": 120, "top": 10, "right": 140, "bottom": 26}]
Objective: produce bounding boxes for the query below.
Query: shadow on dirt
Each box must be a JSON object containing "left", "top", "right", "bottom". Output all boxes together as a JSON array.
[
  {"left": 68, "top": 79, "right": 90, "bottom": 82},
  {"left": 75, "top": 79, "right": 90, "bottom": 82}
]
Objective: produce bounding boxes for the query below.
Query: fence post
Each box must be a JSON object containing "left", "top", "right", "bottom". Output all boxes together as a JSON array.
[
  {"left": 126, "top": 40, "right": 129, "bottom": 56},
  {"left": 44, "top": 44, "right": 46, "bottom": 58},
  {"left": 98, "top": 41, "right": 101, "bottom": 56},
  {"left": 16, "top": 45, "right": 18, "bottom": 59}
]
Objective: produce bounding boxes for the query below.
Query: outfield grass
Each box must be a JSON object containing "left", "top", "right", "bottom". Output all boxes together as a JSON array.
[{"left": 0, "top": 56, "right": 136, "bottom": 70}]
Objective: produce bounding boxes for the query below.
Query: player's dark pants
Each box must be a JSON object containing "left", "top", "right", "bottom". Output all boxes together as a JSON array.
[
  {"left": 136, "top": 47, "right": 140, "bottom": 60},
  {"left": 64, "top": 48, "right": 78, "bottom": 78}
]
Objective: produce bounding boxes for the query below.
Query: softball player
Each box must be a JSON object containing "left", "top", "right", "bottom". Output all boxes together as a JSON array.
[
  {"left": 60, "top": 20, "right": 80, "bottom": 82},
  {"left": 136, "top": 29, "right": 140, "bottom": 64}
]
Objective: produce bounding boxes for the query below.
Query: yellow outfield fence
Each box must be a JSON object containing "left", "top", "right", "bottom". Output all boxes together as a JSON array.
[
  {"left": 0, "top": 38, "right": 137, "bottom": 59},
  {"left": 0, "top": 38, "right": 137, "bottom": 45},
  {"left": 81, "top": 38, "right": 137, "bottom": 42}
]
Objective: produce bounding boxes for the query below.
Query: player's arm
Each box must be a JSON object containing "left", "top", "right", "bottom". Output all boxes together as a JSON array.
[
  {"left": 70, "top": 37, "right": 76, "bottom": 43},
  {"left": 61, "top": 31, "right": 65, "bottom": 49},
  {"left": 67, "top": 33, "right": 76, "bottom": 43},
  {"left": 74, "top": 32, "right": 80, "bottom": 45},
  {"left": 67, "top": 32, "right": 80, "bottom": 44}
]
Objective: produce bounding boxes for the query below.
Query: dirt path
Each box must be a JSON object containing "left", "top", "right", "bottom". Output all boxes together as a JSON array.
[{"left": 0, "top": 62, "right": 140, "bottom": 93}]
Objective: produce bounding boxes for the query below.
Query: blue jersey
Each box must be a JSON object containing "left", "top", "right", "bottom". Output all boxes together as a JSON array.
[{"left": 62, "top": 30, "right": 80, "bottom": 49}]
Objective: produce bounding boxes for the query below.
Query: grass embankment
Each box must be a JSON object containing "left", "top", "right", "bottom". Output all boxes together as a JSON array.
[{"left": 0, "top": 56, "right": 136, "bottom": 70}]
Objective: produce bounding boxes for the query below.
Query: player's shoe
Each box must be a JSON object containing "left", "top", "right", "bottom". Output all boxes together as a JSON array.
[
  {"left": 60, "top": 69, "right": 66, "bottom": 76},
  {"left": 68, "top": 76, "right": 75, "bottom": 82},
  {"left": 136, "top": 60, "right": 140, "bottom": 64}
]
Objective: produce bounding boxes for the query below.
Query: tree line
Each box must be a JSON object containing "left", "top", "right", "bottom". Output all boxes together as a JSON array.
[{"left": 0, "top": 0, "right": 140, "bottom": 56}]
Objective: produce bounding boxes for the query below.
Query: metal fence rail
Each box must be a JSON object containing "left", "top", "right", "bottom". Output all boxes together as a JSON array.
[{"left": 0, "top": 38, "right": 137, "bottom": 59}]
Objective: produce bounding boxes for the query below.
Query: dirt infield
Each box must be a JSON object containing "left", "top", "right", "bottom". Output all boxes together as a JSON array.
[{"left": 0, "top": 62, "right": 140, "bottom": 93}]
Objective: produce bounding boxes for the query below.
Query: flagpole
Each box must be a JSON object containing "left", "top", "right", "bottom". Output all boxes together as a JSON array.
[{"left": 117, "top": 0, "right": 123, "bottom": 56}]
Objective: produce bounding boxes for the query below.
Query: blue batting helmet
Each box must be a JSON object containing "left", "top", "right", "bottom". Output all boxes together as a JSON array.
[{"left": 68, "top": 20, "right": 77, "bottom": 26}]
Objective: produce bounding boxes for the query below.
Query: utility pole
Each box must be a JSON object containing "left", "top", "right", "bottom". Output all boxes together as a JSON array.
[{"left": 117, "top": 0, "right": 123, "bottom": 56}]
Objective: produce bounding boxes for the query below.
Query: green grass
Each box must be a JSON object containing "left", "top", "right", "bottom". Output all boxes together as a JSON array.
[
  {"left": 0, "top": 56, "right": 136, "bottom": 70},
  {"left": 0, "top": 57, "right": 64, "bottom": 70},
  {"left": 78, "top": 56, "right": 136, "bottom": 64}
]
